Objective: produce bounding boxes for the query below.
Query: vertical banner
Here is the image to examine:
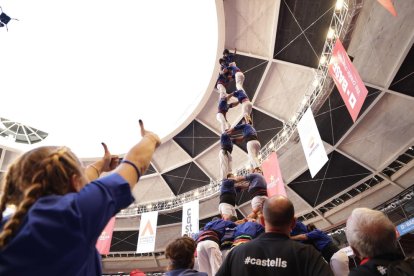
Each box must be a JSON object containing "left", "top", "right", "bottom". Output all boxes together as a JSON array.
[
  {"left": 297, "top": 108, "right": 328, "bottom": 178},
  {"left": 96, "top": 217, "right": 116, "bottom": 255},
  {"left": 136, "top": 211, "right": 158, "bottom": 253},
  {"left": 377, "top": 0, "right": 397, "bottom": 16},
  {"left": 328, "top": 39, "right": 369, "bottom": 122},
  {"left": 262, "top": 152, "right": 286, "bottom": 197},
  {"left": 182, "top": 200, "right": 199, "bottom": 237}
]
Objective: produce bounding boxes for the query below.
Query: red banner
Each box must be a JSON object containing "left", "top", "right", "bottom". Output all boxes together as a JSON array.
[
  {"left": 377, "top": 0, "right": 397, "bottom": 16},
  {"left": 262, "top": 152, "right": 286, "bottom": 197},
  {"left": 328, "top": 39, "right": 368, "bottom": 122},
  {"left": 96, "top": 217, "right": 116, "bottom": 255}
]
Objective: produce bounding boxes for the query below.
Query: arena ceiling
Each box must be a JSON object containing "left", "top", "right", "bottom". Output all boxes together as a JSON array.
[{"left": 0, "top": 0, "right": 414, "bottom": 271}]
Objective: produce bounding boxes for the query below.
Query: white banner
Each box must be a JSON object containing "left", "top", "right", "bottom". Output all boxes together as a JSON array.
[
  {"left": 182, "top": 200, "right": 199, "bottom": 237},
  {"left": 297, "top": 108, "right": 328, "bottom": 178},
  {"left": 136, "top": 211, "right": 158, "bottom": 253}
]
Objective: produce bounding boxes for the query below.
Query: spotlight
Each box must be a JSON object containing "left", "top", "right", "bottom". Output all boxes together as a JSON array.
[
  {"left": 269, "top": 141, "right": 275, "bottom": 149},
  {"left": 194, "top": 190, "right": 199, "bottom": 197},
  {"left": 327, "top": 28, "right": 335, "bottom": 40},
  {"left": 335, "top": 0, "right": 344, "bottom": 11},
  {"left": 319, "top": 55, "right": 327, "bottom": 65},
  {"left": 146, "top": 204, "right": 152, "bottom": 210}
]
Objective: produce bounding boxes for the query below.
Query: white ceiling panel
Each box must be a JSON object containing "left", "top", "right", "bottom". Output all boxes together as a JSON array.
[
  {"left": 255, "top": 61, "right": 315, "bottom": 122},
  {"left": 347, "top": 0, "right": 414, "bottom": 87},
  {"left": 224, "top": 0, "right": 279, "bottom": 57},
  {"left": 132, "top": 175, "right": 174, "bottom": 205},
  {"left": 151, "top": 140, "right": 192, "bottom": 173},
  {"left": 338, "top": 93, "right": 414, "bottom": 170}
]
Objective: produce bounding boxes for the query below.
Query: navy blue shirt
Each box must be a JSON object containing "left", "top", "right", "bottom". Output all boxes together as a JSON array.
[
  {"left": 245, "top": 173, "right": 267, "bottom": 193},
  {"left": 233, "top": 89, "right": 249, "bottom": 103},
  {"left": 220, "top": 133, "right": 233, "bottom": 153},
  {"left": 224, "top": 53, "right": 236, "bottom": 65},
  {"left": 220, "top": 179, "right": 236, "bottom": 195},
  {"left": 306, "top": 229, "right": 333, "bottom": 251},
  {"left": 204, "top": 219, "right": 237, "bottom": 240},
  {"left": 233, "top": 124, "right": 257, "bottom": 140},
  {"left": 234, "top": 221, "right": 264, "bottom": 239},
  {"left": 218, "top": 97, "right": 237, "bottom": 115},
  {"left": 291, "top": 221, "right": 308, "bottom": 236},
  {"left": 228, "top": 65, "right": 241, "bottom": 78},
  {"left": 0, "top": 173, "right": 134, "bottom": 276}
]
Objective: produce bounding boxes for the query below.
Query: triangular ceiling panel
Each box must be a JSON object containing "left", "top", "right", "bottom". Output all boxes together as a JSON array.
[
  {"left": 225, "top": 55, "right": 268, "bottom": 100},
  {"left": 274, "top": 0, "right": 335, "bottom": 68},
  {"left": 151, "top": 140, "right": 192, "bottom": 173},
  {"left": 255, "top": 61, "right": 314, "bottom": 122},
  {"left": 161, "top": 162, "right": 210, "bottom": 195},
  {"left": 289, "top": 150, "right": 371, "bottom": 207},
  {"left": 132, "top": 175, "right": 174, "bottom": 205},
  {"left": 173, "top": 120, "right": 219, "bottom": 158},
  {"left": 315, "top": 85, "right": 381, "bottom": 145}
]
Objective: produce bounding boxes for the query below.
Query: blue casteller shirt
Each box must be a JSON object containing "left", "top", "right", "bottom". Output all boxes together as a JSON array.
[
  {"left": 233, "top": 123, "right": 257, "bottom": 140},
  {"left": 0, "top": 173, "right": 134, "bottom": 276},
  {"left": 220, "top": 133, "right": 233, "bottom": 153},
  {"left": 234, "top": 221, "right": 264, "bottom": 239},
  {"left": 218, "top": 97, "right": 237, "bottom": 116},
  {"left": 203, "top": 220, "right": 237, "bottom": 240},
  {"left": 291, "top": 221, "right": 308, "bottom": 236},
  {"left": 306, "top": 229, "right": 333, "bottom": 251},
  {"left": 224, "top": 53, "right": 236, "bottom": 65},
  {"left": 232, "top": 89, "right": 248, "bottom": 103},
  {"left": 245, "top": 173, "right": 267, "bottom": 193},
  {"left": 220, "top": 179, "right": 236, "bottom": 195}
]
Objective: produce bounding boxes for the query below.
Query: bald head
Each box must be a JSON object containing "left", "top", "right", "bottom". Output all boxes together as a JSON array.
[{"left": 263, "top": 195, "right": 295, "bottom": 230}]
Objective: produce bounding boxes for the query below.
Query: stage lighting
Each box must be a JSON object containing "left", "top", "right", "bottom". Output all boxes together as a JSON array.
[
  {"left": 335, "top": 0, "right": 344, "bottom": 11},
  {"left": 319, "top": 55, "right": 327, "bottom": 65},
  {"left": 327, "top": 28, "right": 335, "bottom": 40}
]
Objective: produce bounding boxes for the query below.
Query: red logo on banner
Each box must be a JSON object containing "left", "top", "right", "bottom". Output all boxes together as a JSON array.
[
  {"left": 96, "top": 217, "right": 116, "bottom": 255},
  {"left": 328, "top": 39, "right": 368, "bottom": 122},
  {"left": 262, "top": 152, "right": 286, "bottom": 197}
]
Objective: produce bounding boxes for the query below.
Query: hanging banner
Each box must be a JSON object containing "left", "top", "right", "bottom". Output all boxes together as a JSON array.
[
  {"left": 297, "top": 108, "right": 329, "bottom": 178},
  {"left": 262, "top": 152, "right": 286, "bottom": 197},
  {"left": 377, "top": 0, "right": 397, "bottom": 16},
  {"left": 182, "top": 200, "right": 199, "bottom": 237},
  {"left": 96, "top": 217, "right": 116, "bottom": 255},
  {"left": 328, "top": 39, "right": 368, "bottom": 122},
  {"left": 136, "top": 211, "right": 158, "bottom": 253}
]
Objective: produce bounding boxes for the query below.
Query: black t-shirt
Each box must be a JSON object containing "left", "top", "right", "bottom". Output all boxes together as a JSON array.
[
  {"left": 216, "top": 232, "right": 333, "bottom": 276},
  {"left": 349, "top": 254, "right": 404, "bottom": 276}
]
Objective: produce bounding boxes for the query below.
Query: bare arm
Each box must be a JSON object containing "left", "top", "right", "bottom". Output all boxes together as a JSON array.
[
  {"left": 114, "top": 120, "right": 161, "bottom": 189},
  {"left": 85, "top": 143, "right": 116, "bottom": 181},
  {"left": 290, "top": 234, "right": 308, "bottom": 241}
]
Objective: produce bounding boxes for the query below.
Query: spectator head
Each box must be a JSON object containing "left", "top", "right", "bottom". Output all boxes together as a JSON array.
[
  {"left": 223, "top": 49, "right": 230, "bottom": 56},
  {"left": 345, "top": 208, "right": 397, "bottom": 258},
  {"left": 165, "top": 236, "right": 197, "bottom": 270},
  {"left": 306, "top": 223, "right": 317, "bottom": 232},
  {"left": 263, "top": 195, "right": 295, "bottom": 234},
  {"left": 0, "top": 146, "right": 86, "bottom": 248}
]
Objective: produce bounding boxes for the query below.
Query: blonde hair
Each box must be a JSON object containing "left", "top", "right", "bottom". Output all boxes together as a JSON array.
[{"left": 0, "top": 146, "right": 83, "bottom": 248}]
